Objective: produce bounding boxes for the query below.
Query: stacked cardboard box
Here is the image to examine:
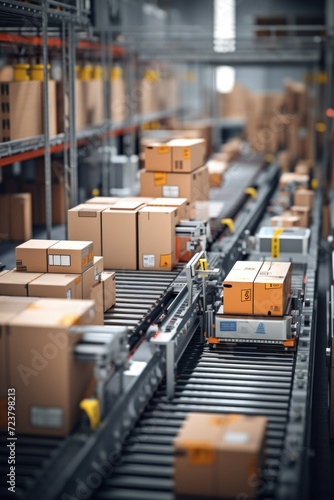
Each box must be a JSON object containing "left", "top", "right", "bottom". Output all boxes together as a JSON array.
[
  {"left": 0, "top": 193, "right": 32, "bottom": 241},
  {"left": 0, "top": 296, "right": 97, "bottom": 435},
  {"left": 219, "top": 82, "right": 249, "bottom": 120}
]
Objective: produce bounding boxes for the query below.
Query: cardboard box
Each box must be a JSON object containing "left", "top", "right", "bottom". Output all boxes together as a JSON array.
[
  {"left": 140, "top": 164, "right": 209, "bottom": 203},
  {"left": 279, "top": 172, "right": 309, "bottom": 190},
  {"left": 28, "top": 273, "right": 82, "bottom": 300},
  {"left": 10, "top": 193, "right": 32, "bottom": 241},
  {"left": 86, "top": 196, "right": 119, "bottom": 205},
  {"left": 169, "top": 138, "right": 205, "bottom": 173},
  {"left": 16, "top": 239, "right": 60, "bottom": 273},
  {"left": 270, "top": 215, "right": 301, "bottom": 228},
  {"left": 0, "top": 269, "right": 44, "bottom": 296},
  {"left": 8, "top": 298, "right": 96, "bottom": 435},
  {"left": 0, "top": 194, "right": 10, "bottom": 241},
  {"left": 0, "top": 65, "right": 13, "bottom": 81},
  {"left": 295, "top": 160, "right": 311, "bottom": 176},
  {"left": 47, "top": 241, "right": 94, "bottom": 274},
  {"left": 293, "top": 189, "right": 314, "bottom": 210},
  {"left": 68, "top": 204, "right": 107, "bottom": 257},
  {"left": 145, "top": 142, "right": 172, "bottom": 172},
  {"left": 138, "top": 206, "right": 178, "bottom": 271},
  {"left": 146, "top": 197, "right": 189, "bottom": 221},
  {"left": 102, "top": 201, "right": 146, "bottom": 270},
  {"left": 253, "top": 261, "right": 292, "bottom": 317},
  {"left": 101, "top": 271, "right": 116, "bottom": 311},
  {"left": 278, "top": 150, "right": 291, "bottom": 172},
  {"left": 219, "top": 82, "right": 249, "bottom": 119},
  {"left": 46, "top": 80, "right": 57, "bottom": 137},
  {"left": 90, "top": 281, "right": 104, "bottom": 325},
  {"left": 81, "top": 265, "right": 96, "bottom": 299},
  {"left": 290, "top": 206, "right": 310, "bottom": 228},
  {"left": 207, "top": 159, "right": 227, "bottom": 188},
  {"left": 112, "top": 77, "right": 126, "bottom": 123},
  {"left": 83, "top": 79, "right": 103, "bottom": 125},
  {"left": 223, "top": 261, "right": 263, "bottom": 315},
  {"left": 174, "top": 412, "right": 267, "bottom": 499},
  {"left": 93, "top": 256, "right": 104, "bottom": 279}
]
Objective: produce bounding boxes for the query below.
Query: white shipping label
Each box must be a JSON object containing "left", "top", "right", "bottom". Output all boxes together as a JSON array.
[
  {"left": 223, "top": 432, "right": 249, "bottom": 444},
  {"left": 48, "top": 255, "right": 54, "bottom": 266},
  {"left": 162, "top": 185, "right": 179, "bottom": 198},
  {"left": 60, "top": 255, "right": 71, "bottom": 266},
  {"left": 53, "top": 255, "right": 61, "bottom": 266},
  {"left": 30, "top": 407, "right": 64, "bottom": 429},
  {"left": 143, "top": 254, "right": 155, "bottom": 268}
]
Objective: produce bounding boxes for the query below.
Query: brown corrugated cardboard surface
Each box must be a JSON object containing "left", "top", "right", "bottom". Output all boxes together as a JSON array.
[
  {"left": 223, "top": 261, "right": 263, "bottom": 315},
  {"left": 28, "top": 273, "right": 82, "bottom": 300},
  {"left": 169, "top": 138, "right": 205, "bottom": 173},
  {"left": 68, "top": 204, "right": 107, "bottom": 256},
  {"left": 90, "top": 281, "right": 104, "bottom": 325},
  {"left": 254, "top": 261, "right": 292, "bottom": 317},
  {"left": 112, "top": 77, "right": 126, "bottom": 122},
  {"left": 270, "top": 215, "right": 301, "bottom": 228},
  {"left": 102, "top": 201, "right": 146, "bottom": 270},
  {"left": 81, "top": 265, "right": 96, "bottom": 299},
  {"left": 47, "top": 241, "right": 94, "bottom": 274},
  {"left": 140, "top": 164, "right": 209, "bottom": 202},
  {"left": 16, "top": 239, "right": 60, "bottom": 273},
  {"left": 0, "top": 269, "right": 43, "bottom": 296},
  {"left": 86, "top": 196, "right": 119, "bottom": 205},
  {"left": 293, "top": 189, "right": 314, "bottom": 210},
  {"left": 145, "top": 143, "right": 172, "bottom": 172},
  {"left": 8, "top": 298, "right": 96, "bottom": 435},
  {"left": 0, "top": 194, "right": 10, "bottom": 241},
  {"left": 290, "top": 206, "right": 310, "bottom": 227},
  {"left": 101, "top": 271, "right": 116, "bottom": 311},
  {"left": 46, "top": 80, "right": 57, "bottom": 137},
  {"left": 174, "top": 412, "right": 267, "bottom": 499},
  {"left": 10, "top": 193, "right": 32, "bottom": 241},
  {"left": 138, "top": 206, "right": 178, "bottom": 271},
  {"left": 146, "top": 197, "right": 189, "bottom": 221}
]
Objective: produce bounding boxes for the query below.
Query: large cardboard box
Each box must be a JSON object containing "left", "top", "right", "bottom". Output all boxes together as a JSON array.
[
  {"left": 219, "top": 82, "right": 249, "bottom": 119},
  {"left": 101, "top": 271, "right": 116, "bottom": 312},
  {"left": 223, "top": 261, "right": 263, "bottom": 315},
  {"left": 290, "top": 206, "right": 310, "bottom": 228},
  {"left": 146, "top": 197, "right": 189, "bottom": 221},
  {"left": 16, "top": 239, "right": 59, "bottom": 273},
  {"left": 138, "top": 206, "right": 178, "bottom": 271},
  {"left": 112, "top": 77, "right": 126, "bottom": 123},
  {"left": 140, "top": 164, "right": 209, "bottom": 203},
  {"left": 10, "top": 193, "right": 32, "bottom": 241},
  {"left": 28, "top": 273, "right": 82, "bottom": 300},
  {"left": 293, "top": 189, "right": 314, "bottom": 210},
  {"left": 102, "top": 201, "right": 146, "bottom": 270},
  {"left": 279, "top": 172, "right": 309, "bottom": 190},
  {"left": 45, "top": 80, "right": 57, "bottom": 138},
  {"left": 169, "top": 138, "right": 205, "bottom": 173},
  {"left": 0, "top": 269, "right": 44, "bottom": 296},
  {"left": 47, "top": 241, "right": 94, "bottom": 274},
  {"left": 0, "top": 81, "right": 43, "bottom": 141},
  {"left": 86, "top": 196, "right": 119, "bottom": 205},
  {"left": 0, "top": 194, "right": 10, "bottom": 241},
  {"left": 90, "top": 281, "right": 104, "bottom": 325},
  {"left": 145, "top": 142, "right": 172, "bottom": 172},
  {"left": 68, "top": 204, "right": 107, "bottom": 257},
  {"left": 8, "top": 298, "right": 96, "bottom": 435},
  {"left": 254, "top": 261, "right": 292, "bottom": 317},
  {"left": 174, "top": 413, "right": 267, "bottom": 499},
  {"left": 271, "top": 215, "right": 301, "bottom": 228}
]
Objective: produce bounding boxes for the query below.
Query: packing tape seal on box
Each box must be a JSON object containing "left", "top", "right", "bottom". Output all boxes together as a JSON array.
[{"left": 271, "top": 227, "right": 284, "bottom": 258}]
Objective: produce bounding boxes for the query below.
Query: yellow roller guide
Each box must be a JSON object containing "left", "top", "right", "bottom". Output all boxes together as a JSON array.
[
  {"left": 244, "top": 187, "right": 258, "bottom": 199},
  {"left": 80, "top": 399, "right": 100, "bottom": 430},
  {"left": 221, "top": 218, "right": 235, "bottom": 233},
  {"left": 316, "top": 122, "right": 326, "bottom": 133},
  {"left": 311, "top": 178, "right": 318, "bottom": 190},
  {"left": 265, "top": 154, "right": 275, "bottom": 163},
  {"left": 271, "top": 227, "right": 284, "bottom": 258}
]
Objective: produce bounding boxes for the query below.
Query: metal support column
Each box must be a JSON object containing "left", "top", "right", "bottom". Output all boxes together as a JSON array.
[
  {"left": 101, "top": 29, "right": 112, "bottom": 196},
  {"left": 42, "top": 0, "right": 52, "bottom": 238},
  {"left": 62, "top": 20, "right": 71, "bottom": 237},
  {"left": 68, "top": 23, "right": 78, "bottom": 207}
]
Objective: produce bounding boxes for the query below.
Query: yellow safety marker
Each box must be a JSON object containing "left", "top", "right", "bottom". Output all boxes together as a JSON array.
[
  {"left": 315, "top": 122, "right": 326, "bottom": 133},
  {"left": 318, "top": 71, "right": 327, "bottom": 84},
  {"left": 92, "top": 188, "right": 100, "bottom": 197},
  {"left": 80, "top": 399, "right": 100, "bottom": 430},
  {"left": 265, "top": 154, "right": 275, "bottom": 163},
  {"left": 221, "top": 218, "right": 235, "bottom": 233},
  {"left": 199, "top": 258, "right": 208, "bottom": 271},
  {"left": 271, "top": 227, "right": 284, "bottom": 259},
  {"left": 311, "top": 178, "right": 318, "bottom": 190},
  {"left": 244, "top": 187, "right": 258, "bottom": 199}
]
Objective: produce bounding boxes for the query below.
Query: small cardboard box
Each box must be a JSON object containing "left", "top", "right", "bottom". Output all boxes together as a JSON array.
[
  {"left": 145, "top": 142, "right": 172, "bottom": 172},
  {"left": 8, "top": 298, "right": 96, "bottom": 435},
  {"left": 223, "top": 261, "right": 263, "bottom": 315},
  {"left": 254, "top": 261, "right": 292, "bottom": 317},
  {"left": 101, "top": 271, "right": 116, "bottom": 312},
  {"left": 295, "top": 160, "right": 311, "bottom": 176},
  {"left": 169, "top": 138, "right": 205, "bottom": 173},
  {"left": 68, "top": 204, "right": 107, "bottom": 257},
  {"left": 93, "top": 256, "right": 104, "bottom": 280},
  {"left": 293, "top": 189, "right": 314, "bottom": 210},
  {"left": 279, "top": 172, "right": 309, "bottom": 189},
  {"left": 270, "top": 215, "right": 301, "bottom": 228},
  {"left": 140, "top": 164, "right": 209, "bottom": 203},
  {"left": 0, "top": 270, "right": 44, "bottom": 297},
  {"left": 138, "top": 206, "right": 178, "bottom": 271},
  {"left": 10, "top": 193, "right": 32, "bottom": 241},
  {"left": 290, "top": 206, "right": 310, "bottom": 228},
  {"left": 85, "top": 196, "right": 119, "bottom": 205},
  {"left": 81, "top": 265, "right": 96, "bottom": 299},
  {"left": 0, "top": 195, "right": 10, "bottom": 241},
  {"left": 174, "top": 412, "right": 267, "bottom": 499},
  {"left": 90, "top": 281, "right": 104, "bottom": 325},
  {"left": 16, "top": 239, "right": 60, "bottom": 273},
  {"left": 28, "top": 273, "right": 82, "bottom": 300},
  {"left": 47, "top": 241, "right": 94, "bottom": 274},
  {"left": 146, "top": 197, "right": 189, "bottom": 221},
  {"left": 102, "top": 201, "right": 146, "bottom": 270}
]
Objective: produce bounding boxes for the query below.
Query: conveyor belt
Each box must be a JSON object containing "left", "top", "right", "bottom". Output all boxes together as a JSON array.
[{"left": 93, "top": 334, "right": 295, "bottom": 500}]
